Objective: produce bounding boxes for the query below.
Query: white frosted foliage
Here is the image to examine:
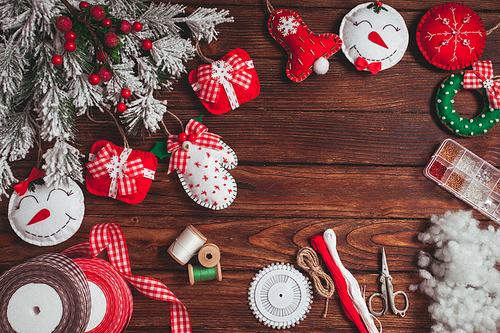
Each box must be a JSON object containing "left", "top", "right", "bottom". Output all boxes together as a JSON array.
[
  {"left": 42, "top": 140, "right": 84, "bottom": 187},
  {"left": 151, "top": 35, "right": 195, "bottom": 76},
  {"left": 122, "top": 92, "right": 167, "bottom": 135}
]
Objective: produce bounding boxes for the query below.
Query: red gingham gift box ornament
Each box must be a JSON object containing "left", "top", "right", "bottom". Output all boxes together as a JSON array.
[
  {"left": 268, "top": 9, "right": 342, "bottom": 82},
  {"left": 167, "top": 119, "right": 237, "bottom": 210},
  {"left": 86, "top": 141, "right": 157, "bottom": 204},
  {"left": 416, "top": 3, "right": 486, "bottom": 71},
  {"left": 189, "top": 48, "right": 260, "bottom": 115}
]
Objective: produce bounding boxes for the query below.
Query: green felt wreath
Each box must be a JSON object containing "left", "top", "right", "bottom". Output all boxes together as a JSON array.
[{"left": 436, "top": 72, "right": 500, "bottom": 137}]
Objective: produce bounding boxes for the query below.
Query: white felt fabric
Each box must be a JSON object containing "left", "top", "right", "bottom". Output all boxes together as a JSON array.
[
  {"left": 8, "top": 179, "right": 85, "bottom": 246},
  {"left": 7, "top": 283, "right": 63, "bottom": 333},
  {"left": 340, "top": 2, "right": 408, "bottom": 71},
  {"left": 177, "top": 140, "right": 237, "bottom": 210}
]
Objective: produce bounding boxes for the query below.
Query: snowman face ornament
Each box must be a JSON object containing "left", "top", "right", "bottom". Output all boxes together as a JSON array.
[
  {"left": 340, "top": 2, "right": 408, "bottom": 74},
  {"left": 8, "top": 173, "right": 84, "bottom": 246}
]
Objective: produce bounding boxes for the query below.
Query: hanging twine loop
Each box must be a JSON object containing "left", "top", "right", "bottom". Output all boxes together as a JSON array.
[
  {"left": 195, "top": 40, "right": 214, "bottom": 64},
  {"left": 86, "top": 107, "right": 129, "bottom": 149},
  {"left": 296, "top": 247, "right": 335, "bottom": 317},
  {"left": 160, "top": 110, "right": 185, "bottom": 137},
  {"left": 266, "top": 0, "right": 275, "bottom": 13},
  {"left": 486, "top": 21, "right": 500, "bottom": 35}
]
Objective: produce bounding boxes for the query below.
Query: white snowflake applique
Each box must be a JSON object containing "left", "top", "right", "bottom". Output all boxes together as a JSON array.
[
  {"left": 277, "top": 15, "right": 299, "bottom": 37},
  {"left": 105, "top": 155, "right": 125, "bottom": 179},
  {"left": 211, "top": 60, "right": 233, "bottom": 84},
  {"left": 426, "top": 6, "right": 483, "bottom": 62}
]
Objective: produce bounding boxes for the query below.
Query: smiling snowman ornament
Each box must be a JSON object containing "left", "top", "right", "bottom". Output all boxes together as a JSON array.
[
  {"left": 340, "top": 1, "right": 408, "bottom": 75},
  {"left": 8, "top": 168, "right": 84, "bottom": 246}
]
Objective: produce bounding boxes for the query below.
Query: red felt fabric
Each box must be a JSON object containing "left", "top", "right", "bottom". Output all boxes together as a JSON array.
[
  {"left": 85, "top": 140, "right": 157, "bottom": 204},
  {"left": 416, "top": 2, "right": 485, "bottom": 71},
  {"left": 189, "top": 48, "right": 260, "bottom": 115},
  {"left": 268, "top": 9, "right": 342, "bottom": 82},
  {"left": 310, "top": 234, "right": 368, "bottom": 333}
]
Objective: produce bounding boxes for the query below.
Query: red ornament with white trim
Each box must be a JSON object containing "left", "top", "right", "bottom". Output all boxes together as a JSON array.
[
  {"left": 166, "top": 119, "right": 238, "bottom": 210},
  {"left": 85, "top": 141, "right": 158, "bottom": 204},
  {"left": 268, "top": 9, "right": 342, "bottom": 82},
  {"left": 189, "top": 48, "right": 260, "bottom": 115},
  {"left": 416, "top": 3, "right": 486, "bottom": 71}
]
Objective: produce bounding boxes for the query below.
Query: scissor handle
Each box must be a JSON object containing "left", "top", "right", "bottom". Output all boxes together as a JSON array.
[
  {"left": 389, "top": 290, "right": 409, "bottom": 317},
  {"left": 368, "top": 292, "right": 388, "bottom": 316}
]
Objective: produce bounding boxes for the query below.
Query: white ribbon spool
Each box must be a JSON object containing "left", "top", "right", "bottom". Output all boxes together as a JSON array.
[{"left": 168, "top": 225, "right": 207, "bottom": 265}]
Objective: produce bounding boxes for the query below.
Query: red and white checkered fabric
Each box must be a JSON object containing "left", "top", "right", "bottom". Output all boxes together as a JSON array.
[
  {"left": 167, "top": 119, "right": 222, "bottom": 174},
  {"left": 197, "top": 53, "right": 252, "bottom": 105},
  {"left": 464, "top": 61, "right": 500, "bottom": 109},
  {"left": 63, "top": 223, "right": 192, "bottom": 333},
  {"left": 86, "top": 143, "right": 144, "bottom": 198}
]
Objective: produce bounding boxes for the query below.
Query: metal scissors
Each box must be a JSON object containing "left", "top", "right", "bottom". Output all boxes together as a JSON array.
[{"left": 368, "top": 248, "right": 409, "bottom": 317}]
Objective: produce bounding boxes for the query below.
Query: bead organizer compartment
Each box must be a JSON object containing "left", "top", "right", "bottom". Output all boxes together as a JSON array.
[{"left": 424, "top": 139, "right": 500, "bottom": 223}]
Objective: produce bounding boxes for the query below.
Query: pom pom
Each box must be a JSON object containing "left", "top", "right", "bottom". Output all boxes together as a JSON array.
[{"left": 313, "top": 57, "right": 329, "bottom": 75}]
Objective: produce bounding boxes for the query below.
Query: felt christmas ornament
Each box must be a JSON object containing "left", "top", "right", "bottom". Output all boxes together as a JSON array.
[
  {"left": 86, "top": 141, "right": 157, "bottom": 204},
  {"left": 339, "top": 2, "right": 409, "bottom": 75},
  {"left": 166, "top": 119, "right": 237, "bottom": 210},
  {"left": 189, "top": 48, "right": 260, "bottom": 115},
  {"left": 8, "top": 168, "right": 84, "bottom": 246},
  {"left": 416, "top": 3, "right": 485, "bottom": 71},
  {"left": 268, "top": 9, "right": 342, "bottom": 82}
]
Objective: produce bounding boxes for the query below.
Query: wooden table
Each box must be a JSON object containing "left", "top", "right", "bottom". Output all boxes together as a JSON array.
[{"left": 1, "top": 0, "right": 500, "bottom": 331}]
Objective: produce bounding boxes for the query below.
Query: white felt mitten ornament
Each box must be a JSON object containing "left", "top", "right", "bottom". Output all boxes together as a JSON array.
[
  {"left": 166, "top": 119, "right": 237, "bottom": 210},
  {"left": 8, "top": 168, "right": 84, "bottom": 246}
]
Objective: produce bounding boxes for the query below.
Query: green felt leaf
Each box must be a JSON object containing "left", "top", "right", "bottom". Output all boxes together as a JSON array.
[
  {"left": 151, "top": 138, "right": 171, "bottom": 160},
  {"left": 194, "top": 115, "right": 203, "bottom": 123}
]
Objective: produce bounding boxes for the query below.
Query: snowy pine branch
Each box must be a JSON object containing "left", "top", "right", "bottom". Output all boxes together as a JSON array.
[
  {"left": 151, "top": 35, "right": 195, "bottom": 77},
  {"left": 139, "top": 3, "right": 186, "bottom": 38},
  {"left": 121, "top": 92, "right": 167, "bottom": 136},
  {"left": 0, "top": 157, "right": 17, "bottom": 200},
  {"left": 0, "top": 109, "right": 36, "bottom": 162},
  {"left": 0, "top": 37, "right": 27, "bottom": 104},
  {"left": 42, "top": 139, "right": 84, "bottom": 187},
  {"left": 177, "top": 7, "right": 233, "bottom": 43}
]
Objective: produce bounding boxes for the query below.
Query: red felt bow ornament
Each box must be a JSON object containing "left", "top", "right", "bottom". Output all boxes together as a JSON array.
[
  {"left": 464, "top": 61, "right": 500, "bottom": 109},
  {"left": 62, "top": 223, "right": 191, "bottom": 333},
  {"left": 13, "top": 167, "right": 44, "bottom": 195},
  {"left": 196, "top": 54, "right": 252, "bottom": 110},
  {"left": 355, "top": 57, "right": 382, "bottom": 75},
  {"left": 167, "top": 119, "right": 222, "bottom": 174},
  {"left": 86, "top": 143, "right": 145, "bottom": 198}
]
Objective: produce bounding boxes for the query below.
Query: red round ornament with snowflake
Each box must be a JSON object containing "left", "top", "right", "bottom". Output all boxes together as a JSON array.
[{"left": 416, "top": 3, "right": 485, "bottom": 71}]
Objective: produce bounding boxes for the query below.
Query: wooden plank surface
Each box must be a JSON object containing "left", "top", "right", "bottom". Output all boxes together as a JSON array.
[{"left": 1, "top": 0, "right": 500, "bottom": 332}]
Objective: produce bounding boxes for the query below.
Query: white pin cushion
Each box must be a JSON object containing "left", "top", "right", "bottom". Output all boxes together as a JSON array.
[
  {"left": 8, "top": 170, "right": 84, "bottom": 246},
  {"left": 340, "top": 1, "right": 408, "bottom": 74}
]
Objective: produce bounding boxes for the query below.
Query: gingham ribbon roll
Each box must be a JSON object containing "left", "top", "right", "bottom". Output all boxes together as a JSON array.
[
  {"left": 0, "top": 253, "right": 91, "bottom": 333},
  {"left": 167, "top": 119, "right": 222, "bottom": 174},
  {"left": 194, "top": 54, "right": 253, "bottom": 110},
  {"left": 86, "top": 143, "right": 145, "bottom": 199},
  {"left": 464, "top": 60, "right": 500, "bottom": 109},
  {"left": 63, "top": 223, "right": 192, "bottom": 333}
]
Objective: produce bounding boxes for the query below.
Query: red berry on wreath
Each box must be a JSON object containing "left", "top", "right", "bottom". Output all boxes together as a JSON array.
[
  {"left": 104, "top": 32, "right": 120, "bottom": 48},
  {"left": 90, "top": 5, "right": 106, "bottom": 21},
  {"left": 88, "top": 74, "right": 100, "bottom": 85},
  {"left": 51, "top": 55, "right": 63, "bottom": 66},
  {"left": 133, "top": 22, "right": 143, "bottom": 32},
  {"left": 101, "top": 18, "right": 112, "bottom": 28},
  {"left": 121, "top": 89, "right": 131, "bottom": 99},
  {"left": 64, "top": 41, "right": 76, "bottom": 52},
  {"left": 64, "top": 30, "right": 77, "bottom": 41},
  {"left": 116, "top": 102, "right": 127, "bottom": 113},
  {"left": 187, "top": 134, "right": 197, "bottom": 142},
  {"left": 119, "top": 20, "right": 131, "bottom": 34},
  {"left": 141, "top": 39, "right": 152, "bottom": 50},
  {"left": 55, "top": 16, "right": 72, "bottom": 32},
  {"left": 178, "top": 133, "right": 188, "bottom": 142},
  {"left": 96, "top": 51, "right": 106, "bottom": 63},
  {"left": 79, "top": 1, "right": 89, "bottom": 9},
  {"left": 97, "top": 67, "right": 113, "bottom": 82}
]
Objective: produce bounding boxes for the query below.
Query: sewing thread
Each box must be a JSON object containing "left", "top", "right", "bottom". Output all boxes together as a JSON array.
[
  {"left": 198, "top": 243, "right": 221, "bottom": 268},
  {"left": 168, "top": 225, "right": 207, "bottom": 265},
  {"left": 188, "top": 263, "right": 222, "bottom": 285}
]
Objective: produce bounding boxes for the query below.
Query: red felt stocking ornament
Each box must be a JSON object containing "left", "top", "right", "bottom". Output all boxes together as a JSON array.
[{"left": 267, "top": 1, "right": 342, "bottom": 82}]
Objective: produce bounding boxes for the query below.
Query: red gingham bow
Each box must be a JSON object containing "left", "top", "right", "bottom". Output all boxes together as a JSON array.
[
  {"left": 167, "top": 119, "right": 222, "bottom": 174},
  {"left": 86, "top": 143, "right": 144, "bottom": 198},
  {"left": 62, "top": 223, "right": 191, "bottom": 333},
  {"left": 197, "top": 54, "right": 252, "bottom": 108},
  {"left": 464, "top": 61, "right": 500, "bottom": 109}
]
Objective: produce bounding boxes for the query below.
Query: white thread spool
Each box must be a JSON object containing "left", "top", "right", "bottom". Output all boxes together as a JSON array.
[{"left": 168, "top": 225, "right": 207, "bottom": 265}]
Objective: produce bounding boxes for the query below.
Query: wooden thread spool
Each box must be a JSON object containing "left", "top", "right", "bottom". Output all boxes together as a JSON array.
[
  {"left": 188, "top": 263, "right": 222, "bottom": 285},
  {"left": 168, "top": 225, "right": 207, "bottom": 265},
  {"left": 197, "top": 243, "right": 221, "bottom": 268}
]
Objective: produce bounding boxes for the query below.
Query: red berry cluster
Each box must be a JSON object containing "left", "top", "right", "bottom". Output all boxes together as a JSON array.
[{"left": 52, "top": 15, "right": 79, "bottom": 66}]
